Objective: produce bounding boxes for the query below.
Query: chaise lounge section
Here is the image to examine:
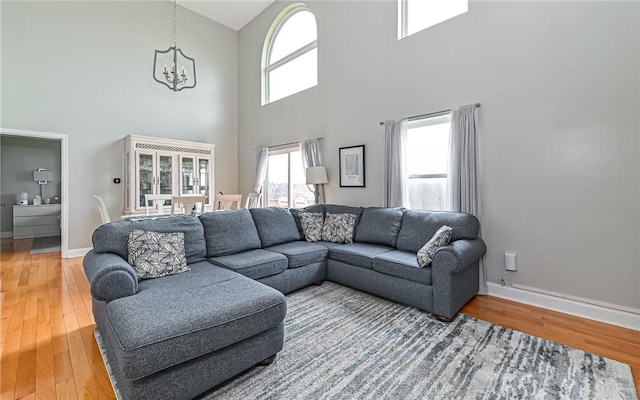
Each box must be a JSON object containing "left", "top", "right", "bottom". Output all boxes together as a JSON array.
[{"left": 84, "top": 205, "right": 486, "bottom": 399}]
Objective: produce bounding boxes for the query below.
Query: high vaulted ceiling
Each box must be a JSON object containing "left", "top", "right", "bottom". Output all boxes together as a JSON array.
[{"left": 179, "top": 0, "right": 276, "bottom": 31}]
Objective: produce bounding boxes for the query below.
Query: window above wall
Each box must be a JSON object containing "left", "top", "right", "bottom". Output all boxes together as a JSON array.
[
  {"left": 262, "top": 3, "right": 318, "bottom": 105},
  {"left": 398, "top": 0, "right": 468, "bottom": 39}
]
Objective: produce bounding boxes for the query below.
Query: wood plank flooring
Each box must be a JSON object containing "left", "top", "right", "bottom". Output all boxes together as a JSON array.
[{"left": 1, "top": 237, "right": 638, "bottom": 399}]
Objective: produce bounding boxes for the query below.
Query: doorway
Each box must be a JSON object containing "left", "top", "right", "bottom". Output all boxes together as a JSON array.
[{"left": 0, "top": 128, "right": 69, "bottom": 258}]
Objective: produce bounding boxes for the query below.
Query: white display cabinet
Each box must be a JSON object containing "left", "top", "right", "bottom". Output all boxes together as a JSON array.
[{"left": 123, "top": 135, "right": 215, "bottom": 214}]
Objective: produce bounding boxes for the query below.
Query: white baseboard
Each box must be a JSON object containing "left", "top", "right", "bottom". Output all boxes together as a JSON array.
[
  {"left": 66, "top": 247, "right": 91, "bottom": 258},
  {"left": 486, "top": 282, "right": 640, "bottom": 331},
  {"left": 1, "top": 231, "right": 13, "bottom": 238}
]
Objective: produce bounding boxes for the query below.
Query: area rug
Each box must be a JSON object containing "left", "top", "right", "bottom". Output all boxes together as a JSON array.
[
  {"left": 29, "top": 235, "right": 61, "bottom": 255},
  {"left": 96, "top": 282, "right": 637, "bottom": 400}
]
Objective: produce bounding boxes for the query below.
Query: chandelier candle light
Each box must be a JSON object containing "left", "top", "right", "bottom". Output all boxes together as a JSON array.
[{"left": 153, "top": 0, "right": 196, "bottom": 91}]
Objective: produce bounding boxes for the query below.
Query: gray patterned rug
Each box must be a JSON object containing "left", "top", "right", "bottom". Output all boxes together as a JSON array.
[{"left": 96, "top": 282, "right": 637, "bottom": 400}]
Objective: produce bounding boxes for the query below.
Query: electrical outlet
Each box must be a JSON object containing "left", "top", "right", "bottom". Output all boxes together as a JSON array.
[{"left": 505, "top": 253, "right": 517, "bottom": 271}]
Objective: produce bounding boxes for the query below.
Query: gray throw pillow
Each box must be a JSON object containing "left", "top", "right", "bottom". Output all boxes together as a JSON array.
[
  {"left": 127, "top": 229, "right": 189, "bottom": 280},
  {"left": 322, "top": 213, "right": 357, "bottom": 243},
  {"left": 299, "top": 212, "right": 324, "bottom": 242},
  {"left": 417, "top": 225, "right": 453, "bottom": 267}
]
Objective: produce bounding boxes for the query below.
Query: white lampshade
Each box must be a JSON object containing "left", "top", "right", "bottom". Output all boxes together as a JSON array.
[
  {"left": 33, "top": 169, "right": 53, "bottom": 184},
  {"left": 306, "top": 166, "right": 328, "bottom": 184}
]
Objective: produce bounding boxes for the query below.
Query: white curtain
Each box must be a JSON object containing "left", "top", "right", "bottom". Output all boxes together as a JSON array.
[
  {"left": 300, "top": 139, "right": 325, "bottom": 204},
  {"left": 254, "top": 147, "right": 269, "bottom": 206},
  {"left": 383, "top": 119, "right": 408, "bottom": 207},
  {"left": 447, "top": 104, "right": 486, "bottom": 294}
]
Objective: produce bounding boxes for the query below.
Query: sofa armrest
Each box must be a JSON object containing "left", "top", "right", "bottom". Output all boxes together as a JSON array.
[
  {"left": 83, "top": 250, "right": 138, "bottom": 303},
  {"left": 431, "top": 238, "right": 487, "bottom": 319},
  {"left": 432, "top": 238, "right": 487, "bottom": 275}
]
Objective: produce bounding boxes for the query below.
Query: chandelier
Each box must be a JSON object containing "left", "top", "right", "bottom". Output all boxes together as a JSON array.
[{"left": 153, "top": 0, "right": 196, "bottom": 91}]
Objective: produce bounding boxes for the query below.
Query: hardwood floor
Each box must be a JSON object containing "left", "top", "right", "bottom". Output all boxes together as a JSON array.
[{"left": 1, "top": 237, "right": 638, "bottom": 399}]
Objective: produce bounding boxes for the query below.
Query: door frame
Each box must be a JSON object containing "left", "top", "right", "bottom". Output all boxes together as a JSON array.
[{"left": 1, "top": 128, "right": 69, "bottom": 258}]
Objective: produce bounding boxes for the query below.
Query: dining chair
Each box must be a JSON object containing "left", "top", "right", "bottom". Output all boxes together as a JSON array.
[
  {"left": 93, "top": 195, "right": 111, "bottom": 224},
  {"left": 214, "top": 194, "right": 243, "bottom": 210},
  {"left": 244, "top": 192, "right": 262, "bottom": 209},
  {"left": 171, "top": 195, "right": 207, "bottom": 215},
  {"left": 144, "top": 194, "right": 173, "bottom": 215}
]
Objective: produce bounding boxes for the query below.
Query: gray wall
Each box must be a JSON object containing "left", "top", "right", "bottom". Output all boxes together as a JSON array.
[
  {"left": 1, "top": 1, "right": 238, "bottom": 249},
  {"left": 238, "top": 1, "right": 640, "bottom": 309},
  {"left": 0, "top": 136, "right": 62, "bottom": 234}
]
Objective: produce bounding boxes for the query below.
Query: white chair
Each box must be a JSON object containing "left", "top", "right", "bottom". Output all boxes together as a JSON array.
[
  {"left": 93, "top": 195, "right": 111, "bottom": 224},
  {"left": 214, "top": 194, "right": 243, "bottom": 210},
  {"left": 171, "top": 195, "right": 207, "bottom": 215},
  {"left": 244, "top": 192, "right": 262, "bottom": 209},
  {"left": 144, "top": 194, "right": 173, "bottom": 215}
]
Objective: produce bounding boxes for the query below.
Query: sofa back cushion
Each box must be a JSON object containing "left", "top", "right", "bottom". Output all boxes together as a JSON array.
[
  {"left": 324, "top": 204, "right": 363, "bottom": 220},
  {"left": 250, "top": 207, "right": 302, "bottom": 247},
  {"left": 395, "top": 210, "right": 480, "bottom": 253},
  {"left": 354, "top": 207, "right": 405, "bottom": 247},
  {"left": 199, "top": 210, "right": 262, "bottom": 256},
  {"left": 92, "top": 215, "right": 207, "bottom": 264}
]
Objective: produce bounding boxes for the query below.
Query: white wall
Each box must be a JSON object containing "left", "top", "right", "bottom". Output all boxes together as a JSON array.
[
  {"left": 1, "top": 1, "right": 238, "bottom": 250},
  {"left": 238, "top": 1, "right": 640, "bottom": 309},
  {"left": 0, "top": 136, "right": 61, "bottom": 233}
]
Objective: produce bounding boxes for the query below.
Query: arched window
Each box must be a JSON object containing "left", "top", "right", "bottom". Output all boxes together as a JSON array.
[{"left": 262, "top": 3, "right": 317, "bottom": 105}]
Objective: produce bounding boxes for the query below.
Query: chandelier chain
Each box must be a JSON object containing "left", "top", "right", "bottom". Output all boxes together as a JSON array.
[{"left": 173, "top": 0, "right": 177, "bottom": 48}]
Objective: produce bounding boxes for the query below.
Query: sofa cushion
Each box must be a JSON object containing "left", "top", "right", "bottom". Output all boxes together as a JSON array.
[
  {"left": 372, "top": 251, "right": 432, "bottom": 285},
  {"left": 417, "top": 225, "right": 453, "bottom": 267},
  {"left": 250, "top": 207, "right": 302, "bottom": 247},
  {"left": 328, "top": 243, "right": 393, "bottom": 269},
  {"left": 322, "top": 213, "right": 358, "bottom": 243},
  {"left": 92, "top": 215, "right": 207, "bottom": 264},
  {"left": 199, "top": 210, "right": 262, "bottom": 256},
  {"left": 127, "top": 230, "right": 189, "bottom": 280},
  {"left": 209, "top": 249, "right": 288, "bottom": 279},
  {"left": 354, "top": 207, "right": 405, "bottom": 247},
  {"left": 299, "top": 212, "right": 324, "bottom": 242},
  {"left": 265, "top": 241, "right": 329, "bottom": 269},
  {"left": 396, "top": 210, "right": 480, "bottom": 253},
  {"left": 104, "top": 262, "right": 287, "bottom": 380}
]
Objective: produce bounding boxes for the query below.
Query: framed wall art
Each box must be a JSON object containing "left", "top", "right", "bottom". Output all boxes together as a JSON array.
[{"left": 339, "top": 145, "right": 365, "bottom": 187}]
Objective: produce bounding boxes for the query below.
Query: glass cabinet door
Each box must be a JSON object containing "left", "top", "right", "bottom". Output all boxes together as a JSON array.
[
  {"left": 138, "top": 153, "right": 154, "bottom": 208},
  {"left": 181, "top": 156, "right": 195, "bottom": 195},
  {"left": 198, "top": 157, "right": 211, "bottom": 203},
  {"left": 158, "top": 154, "right": 173, "bottom": 206}
]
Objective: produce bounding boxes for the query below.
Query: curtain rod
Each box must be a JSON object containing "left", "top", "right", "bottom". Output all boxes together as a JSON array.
[
  {"left": 254, "top": 137, "right": 323, "bottom": 151},
  {"left": 378, "top": 103, "right": 481, "bottom": 125}
]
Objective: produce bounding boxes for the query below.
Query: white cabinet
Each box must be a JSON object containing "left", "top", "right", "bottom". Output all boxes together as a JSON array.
[
  {"left": 124, "top": 135, "right": 215, "bottom": 214},
  {"left": 13, "top": 204, "right": 61, "bottom": 239}
]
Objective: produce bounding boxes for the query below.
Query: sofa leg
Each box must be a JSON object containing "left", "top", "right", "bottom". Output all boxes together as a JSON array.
[
  {"left": 433, "top": 314, "right": 455, "bottom": 323},
  {"left": 257, "top": 354, "right": 277, "bottom": 366},
  {"left": 313, "top": 281, "right": 324, "bottom": 286}
]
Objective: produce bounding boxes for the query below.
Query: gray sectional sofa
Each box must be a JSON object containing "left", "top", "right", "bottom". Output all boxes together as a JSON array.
[{"left": 84, "top": 204, "right": 486, "bottom": 400}]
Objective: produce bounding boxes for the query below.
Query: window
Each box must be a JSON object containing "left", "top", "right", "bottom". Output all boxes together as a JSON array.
[
  {"left": 264, "top": 146, "right": 315, "bottom": 208},
  {"left": 406, "top": 114, "right": 451, "bottom": 210},
  {"left": 262, "top": 4, "right": 317, "bottom": 105},
  {"left": 398, "top": 0, "right": 468, "bottom": 39}
]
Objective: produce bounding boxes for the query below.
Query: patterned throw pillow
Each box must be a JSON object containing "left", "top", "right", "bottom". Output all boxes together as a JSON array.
[
  {"left": 299, "top": 212, "right": 324, "bottom": 242},
  {"left": 322, "top": 213, "right": 358, "bottom": 244},
  {"left": 127, "top": 230, "right": 189, "bottom": 280},
  {"left": 417, "top": 225, "right": 453, "bottom": 267}
]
